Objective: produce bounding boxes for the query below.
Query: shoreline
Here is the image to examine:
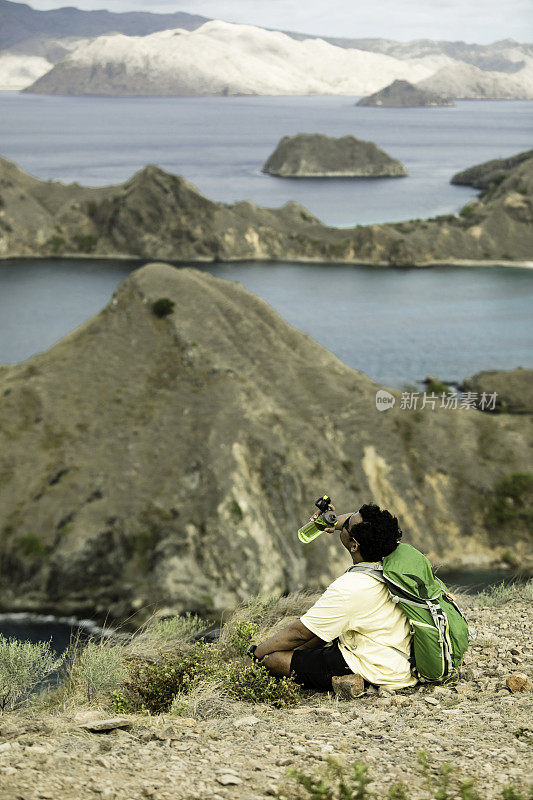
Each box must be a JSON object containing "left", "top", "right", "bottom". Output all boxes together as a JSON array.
[{"left": 1, "top": 253, "right": 532, "bottom": 270}]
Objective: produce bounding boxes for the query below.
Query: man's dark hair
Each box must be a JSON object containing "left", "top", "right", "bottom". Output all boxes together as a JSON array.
[{"left": 354, "top": 503, "right": 402, "bottom": 561}]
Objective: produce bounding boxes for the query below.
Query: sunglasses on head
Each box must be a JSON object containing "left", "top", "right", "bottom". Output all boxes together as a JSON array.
[{"left": 342, "top": 513, "right": 357, "bottom": 537}]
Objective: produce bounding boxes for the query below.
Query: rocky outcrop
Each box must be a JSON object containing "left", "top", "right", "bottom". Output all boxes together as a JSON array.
[
  {"left": 262, "top": 134, "right": 407, "bottom": 177},
  {"left": 0, "top": 263, "right": 531, "bottom": 623},
  {"left": 356, "top": 79, "right": 453, "bottom": 107},
  {"left": 0, "top": 150, "right": 532, "bottom": 266},
  {"left": 460, "top": 368, "right": 533, "bottom": 414},
  {"left": 451, "top": 150, "right": 533, "bottom": 190}
]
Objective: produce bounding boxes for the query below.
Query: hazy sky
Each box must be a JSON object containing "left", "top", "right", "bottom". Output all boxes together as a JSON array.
[{"left": 25, "top": 0, "right": 533, "bottom": 44}]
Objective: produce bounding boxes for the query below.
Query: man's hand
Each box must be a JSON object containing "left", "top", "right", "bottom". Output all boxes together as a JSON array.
[{"left": 310, "top": 502, "right": 340, "bottom": 534}]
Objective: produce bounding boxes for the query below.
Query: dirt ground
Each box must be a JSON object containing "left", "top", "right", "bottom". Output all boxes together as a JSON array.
[{"left": 0, "top": 599, "right": 531, "bottom": 800}]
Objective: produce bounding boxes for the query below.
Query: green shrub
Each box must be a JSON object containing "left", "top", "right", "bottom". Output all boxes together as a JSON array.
[
  {"left": 118, "top": 643, "right": 218, "bottom": 713},
  {"left": 487, "top": 472, "right": 533, "bottom": 533},
  {"left": 152, "top": 297, "right": 175, "bottom": 317},
  {"left": 46, "top": 235, "right": 65, "bottom": 254},
  {"left": 70, "top": 641, "right": 126, "bottom": 702},
  {"left": 0, "top": 635, "right": 64, "bottom": 711},
  {"left": 425, "top": 377, "right": 451, "bottom": 395},
  {"left": 224, "top": 660, "right": 300, "bottom": 707},
  {"left": 73, "top": 233, "right": 97, "bottom": 253},
  {"left": 115, "top": 633, "right": 301, "bottom": 713}
]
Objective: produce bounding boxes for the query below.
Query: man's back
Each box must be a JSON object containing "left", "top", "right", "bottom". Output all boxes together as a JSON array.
[{"left": 300, "top": 567, "right": 417, "bottom": 688}]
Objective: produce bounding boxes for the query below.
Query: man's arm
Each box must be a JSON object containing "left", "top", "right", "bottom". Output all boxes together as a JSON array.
[
  {"left": 254, "top": 620, "right": 319, "bottom": 660},
  {"left": 294, "top": 635, "right": 326, "bottom": 651}
]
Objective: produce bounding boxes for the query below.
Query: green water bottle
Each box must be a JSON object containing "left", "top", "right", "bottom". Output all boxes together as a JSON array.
[{"left": 298, "top": 495, "right": 337, "bottom": 543}]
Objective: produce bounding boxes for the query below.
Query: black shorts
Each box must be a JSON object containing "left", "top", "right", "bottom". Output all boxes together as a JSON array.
[{"left": 290, "top": 640, "right": 353, "bottom": 691}]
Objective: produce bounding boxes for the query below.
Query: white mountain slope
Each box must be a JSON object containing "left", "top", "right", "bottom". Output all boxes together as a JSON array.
[
  {"left": 418, "top": 61, "right": 533, "bottom": 99},
  {"left": 25, "top": 20, "right": 452, "bottom": 96},
  {"left": 0, "top": 53, "right": 53, "bottom": 90}
]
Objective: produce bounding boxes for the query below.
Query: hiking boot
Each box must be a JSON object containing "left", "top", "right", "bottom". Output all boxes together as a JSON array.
[{"left": 332, "top": 673, "right": 365, "bottom": 699}]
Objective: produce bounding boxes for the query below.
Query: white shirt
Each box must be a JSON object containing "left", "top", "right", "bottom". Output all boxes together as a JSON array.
[{"left": 300, "top": 566, "right": 417, "bottom": 688}]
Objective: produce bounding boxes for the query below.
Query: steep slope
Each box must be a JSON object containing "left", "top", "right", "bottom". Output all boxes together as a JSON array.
[
  {"left": 24, "top": 20, "right": 440, "bottom": 97},
  {"left": 418, "top": 61, "right": 533, "bottom": 99},
  {"left": 0, "top": 151, "right": 532, "bottom": 266},
  {"left": 262, "top": 134, "right": 407, "bottom": 177},
  {"left": 0, "top": 263, "right": 531, "bottom": 623},
  {"left": 356, "top": 79, "right": 453, "bottom": 107}
]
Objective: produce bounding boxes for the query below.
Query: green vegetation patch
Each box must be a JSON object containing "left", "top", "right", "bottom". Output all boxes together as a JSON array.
[
  {"left": 152, "top": 297, "right": 175, "bottom": 318},
  {"left": 73, "top": 233, "right": 97, "bottom": 253},
  {"left": 45, "top": 235, "right": 65, "bottom": 254},
  {"left": 18, "top": 533, "right": 45, "bottom": 557},
  {"left": 486, "top": 472, "right": 533, "bottom": 536},
  {"left": 286, "top": 753, "right": 531, "bottom": 800}
]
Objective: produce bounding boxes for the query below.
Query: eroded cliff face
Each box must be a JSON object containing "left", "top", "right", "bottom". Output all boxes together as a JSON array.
[
  {"left": 0, "top": 152, "right": 532, "bottom": 266},
  {"left": 0, "top": 264, "right": 531, "bottom": 622}
]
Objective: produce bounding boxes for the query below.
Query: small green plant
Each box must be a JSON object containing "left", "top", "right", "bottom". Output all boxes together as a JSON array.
[
  {"left": 0, "top": 635, "right": 64, "bottom": 711},
  {"left": 476, "top": 580, "right": 525, "bottom": 607},
  {"left": 18, "top": 533, "right": 45, "bottom": 557},
  {"left": 229, "top": 498, "right": 244, "bottom": 521},
  {"left": 425, "top": 377, "right": 451, "bottom": 395},
  {"left": 459, "top": 204, "right": 478, "bottom": 218},
  {"left": 152, "top": 297, "right": 175, "bottom": 317},
  {"left": 288, "top": 756, "right": 529, "bottom": 800},
  {"left": 229, "top": 620, "right": 258, "bottom": 656}
]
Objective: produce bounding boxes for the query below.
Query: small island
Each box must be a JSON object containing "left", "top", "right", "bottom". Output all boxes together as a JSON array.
[
  {"left": 356, "top": 79, "right": 454, "bottom": 107},
  {"left": 261, "top": 133, "right": 407, "bottom": 178}
]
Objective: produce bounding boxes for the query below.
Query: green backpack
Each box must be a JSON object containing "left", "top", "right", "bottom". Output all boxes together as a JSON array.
[{"left": 349, "top": 542, "right": 470, "bottom": 682}]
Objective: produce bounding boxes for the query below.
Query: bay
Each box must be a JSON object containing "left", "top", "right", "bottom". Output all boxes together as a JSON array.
[
  {"left": 0, "top": 258, "right": 531, "bottom": 388},
  {"left": 1, "top": 92, "right": 532, "bottom": 227}
]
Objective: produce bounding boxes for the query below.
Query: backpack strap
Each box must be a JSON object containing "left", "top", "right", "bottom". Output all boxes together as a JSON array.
[{"left": 346, "top": 564, "right": 413, "bottom": 666}]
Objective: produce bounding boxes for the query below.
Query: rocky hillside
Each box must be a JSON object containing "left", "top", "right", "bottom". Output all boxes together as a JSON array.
[
  {"left": 0, "top": 263, "right": 531, "bottom": 623},
  {"left": 418, "top": 61, "right": 533, "bottom": 98},
  {"left": 262, "top": 134, "right": 407, "bottom": 177},
  {"left": 460, "top": 368, "right": 533, "bottom": 414},
  {"left": 356, "top": 79, "right": 453, "bottom": 106},
  {"left": 22, "top": 21, "right": 442, "bottom": 97},
  {"left": 451, "top": 150, "right": 533, "bottom": 189},
  {"left": 0, "top": 150, "right": 532, "bottom": 266}
]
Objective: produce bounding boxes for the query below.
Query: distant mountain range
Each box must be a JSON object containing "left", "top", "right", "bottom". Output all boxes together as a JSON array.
[
  {"left": 0, "top": 0, "right": 208, "bottom": 51},
  {"left": 0, "top": 1, "right": 532, "bottom": 98}
]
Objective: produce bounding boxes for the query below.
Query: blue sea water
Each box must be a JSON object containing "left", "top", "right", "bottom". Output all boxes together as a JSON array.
[{"left": 0, "top": 92, "right": 532, "bottom": 227}]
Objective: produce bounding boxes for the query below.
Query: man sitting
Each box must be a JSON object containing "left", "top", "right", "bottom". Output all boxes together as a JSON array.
[{"left": 251, "top": 504, "right": 417, "bottom": 694}]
